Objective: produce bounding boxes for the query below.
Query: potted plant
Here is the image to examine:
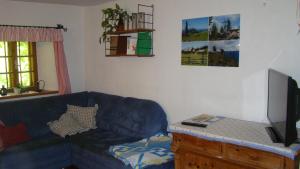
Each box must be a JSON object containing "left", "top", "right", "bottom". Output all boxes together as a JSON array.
[
  {"left": 13, "top": 83, "right": 23, "bottom": 94},
  {"left": 100, "top": 3, "right": 130, "bottom": 44}
]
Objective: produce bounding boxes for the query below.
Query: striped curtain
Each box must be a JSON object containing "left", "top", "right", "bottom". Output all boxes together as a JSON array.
[{"left": 0, "top": 26, "right": 71, "bottom": 95}]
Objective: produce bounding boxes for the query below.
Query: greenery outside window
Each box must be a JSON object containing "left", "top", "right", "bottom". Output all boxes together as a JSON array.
[{"left": 0, "top": 41, "right": 38, "bottom": 90}]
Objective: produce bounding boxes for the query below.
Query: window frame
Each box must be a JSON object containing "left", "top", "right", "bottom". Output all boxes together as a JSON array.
[{"left": 0, "top": 41, "right": 38, "bottom": 91}]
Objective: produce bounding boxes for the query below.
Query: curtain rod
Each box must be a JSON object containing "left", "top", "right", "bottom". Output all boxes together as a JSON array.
[{"left": 0, "top": 24, "right": 67, "bottom": 32}]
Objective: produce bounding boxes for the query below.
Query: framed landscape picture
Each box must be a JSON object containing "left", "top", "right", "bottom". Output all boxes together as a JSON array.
[{"left": 182, "top": 14, "right": 240, "bottom": 67}]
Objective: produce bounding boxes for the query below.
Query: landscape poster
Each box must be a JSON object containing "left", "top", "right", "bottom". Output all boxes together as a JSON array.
[{"left": 182, "top": 14, "right": 240, "bottom": 67}]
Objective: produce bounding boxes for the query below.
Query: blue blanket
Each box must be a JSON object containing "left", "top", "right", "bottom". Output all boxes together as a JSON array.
[{"left": 109, "top": 134, "right": 174, "bottom": 169}]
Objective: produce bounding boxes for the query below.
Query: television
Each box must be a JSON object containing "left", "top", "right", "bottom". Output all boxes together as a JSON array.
[{"left": 267, "top": 69, "right": 300, "bottom": 147}]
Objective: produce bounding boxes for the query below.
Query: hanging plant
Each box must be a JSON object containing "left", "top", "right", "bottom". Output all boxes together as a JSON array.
[{"left": 100, "top": 4, "right": 130, "bottom": 44}]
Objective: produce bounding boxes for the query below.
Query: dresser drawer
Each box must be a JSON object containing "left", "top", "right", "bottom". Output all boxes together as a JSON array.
[
  {"left": 182, "top": 152, "right": 213, "bottom": 169},
  {"left": 224, "top": 144, "right": 284, "bottom": 169},
  {"left": 182, "top": 152, "right": 254, "bottom": 169},
  {"left": 173, "top": 133, "right": 222, "bottom": 157}
]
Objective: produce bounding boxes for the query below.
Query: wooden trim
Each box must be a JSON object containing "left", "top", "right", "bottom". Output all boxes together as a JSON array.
[
  {"left": 1, "top": 42, "right": 39, "bottom": 90},
  {"left": 0, "top": 90, "right": 58, "bottom": 100},
  {"left": 30, "top": 42, "right": 38, "bottom": 87},
  {"left": 9, "top": 42, "right": 18, "bottom": 87}
]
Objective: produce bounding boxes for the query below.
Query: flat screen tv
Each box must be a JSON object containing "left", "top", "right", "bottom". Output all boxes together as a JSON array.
[{"left": 267, "top": 69, "right": 300, "bottom": 147}]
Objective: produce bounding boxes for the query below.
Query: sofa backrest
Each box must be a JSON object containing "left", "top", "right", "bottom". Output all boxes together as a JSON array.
[
  {"left": 0, "top": 91, "right": 168, "bottom": 140},
  {"left": 88, "top": 92, "right": 168, "bottom": 138},
  {"left": 0, "top": 92, "right": 88, "bottom": 139}
]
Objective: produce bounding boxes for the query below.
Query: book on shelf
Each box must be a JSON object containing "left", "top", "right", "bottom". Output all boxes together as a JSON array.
[
  {"left": 116, "top": 36, "right": 128, "bottom": 55},
  {"left": 137, "top": 12, "right": 145, "bottom": 29},
  {"left": 123, "top": 15, "right": 130, "bottom": 30},
  {"left": 108, "top": 36, "right": 128, "bottom": 56},
  {"left": 109, "top": 36, "right": 118, "bottom": 55},
  {"left": 136, "top": 32, "right": 152, "bottom": 55},
  {"left": 131, "top": 13, "right": 138, "bottom": 30},
  {"left": 127, "top": 38, "right": 137, "bottom": 55}
]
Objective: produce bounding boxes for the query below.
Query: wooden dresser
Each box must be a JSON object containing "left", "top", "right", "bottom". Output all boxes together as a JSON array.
[{"left": 170, "top": 118, "right": 300, "bottom": 169}]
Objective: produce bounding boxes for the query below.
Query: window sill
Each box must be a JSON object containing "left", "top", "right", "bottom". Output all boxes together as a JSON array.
[{"left": 0, "top": 90, "right": 58, "bottom": 100}]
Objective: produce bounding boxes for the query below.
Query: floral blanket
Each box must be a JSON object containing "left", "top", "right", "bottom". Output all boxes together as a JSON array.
[{"left": 109, "top": 133, "right": 174, "bottom": 169}]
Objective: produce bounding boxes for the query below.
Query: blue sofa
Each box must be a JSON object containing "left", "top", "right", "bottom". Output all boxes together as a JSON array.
[{"left": 0, "top": 92, "right": 174, "bottom": 169}]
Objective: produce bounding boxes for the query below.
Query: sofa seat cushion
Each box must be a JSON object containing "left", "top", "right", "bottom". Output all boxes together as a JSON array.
[
  {"left": 0, "top": 134, "right": 66, "bottom": 156},
  {"left": 0, "top": 135, "right": 71, "bottom": 169},
  {"left": 70, "top": 130, "right": 140, "bottom": 154}
]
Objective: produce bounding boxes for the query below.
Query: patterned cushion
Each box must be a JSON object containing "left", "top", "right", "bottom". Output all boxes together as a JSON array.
[
  {"left": 109, "top": 133, "right": 174, "bottom": 169},
  {"left": 66, "top": 104, "right": 98, "bottom": 129},
  {"left": 47, "top": 113, "right": 86, "bottom": 138}
]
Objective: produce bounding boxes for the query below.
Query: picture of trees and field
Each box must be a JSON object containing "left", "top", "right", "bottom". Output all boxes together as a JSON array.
[
  {"left": 182, "top": 17, "right": 209, "bottom": 66},
  {"left": 209, "top": 14, "right": 240, "bottom": 41},
  {"left": 182, "top": 14, "right": 240, "bottom": 67},
  {"left": 182, "top": 41, "right": 208, "bottom": 66},
  {"left": 182, "top": 17, "right": 208, "bottom": 42},
  {"left": 208, "top": 40, "right": 239, "bottom": 67}
]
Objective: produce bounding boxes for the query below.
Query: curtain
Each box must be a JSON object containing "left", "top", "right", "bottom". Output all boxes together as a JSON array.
[
  {"left": 0, "top": 26, "right": 71, "bottom": 95},
  {"left": 0, "top": 27, "right": 63, "bottom": 42},
  {"left": 53, "top": 42, "right": 71, "bottom": 94}
]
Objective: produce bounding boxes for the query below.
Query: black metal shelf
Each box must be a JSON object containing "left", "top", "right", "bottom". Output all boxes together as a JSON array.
[{"left": 104, "top": 4, "right": 154, "bottom": 57}]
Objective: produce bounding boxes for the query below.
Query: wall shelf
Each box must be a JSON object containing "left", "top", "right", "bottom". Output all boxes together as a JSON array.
[
  {"left": 106, "top": 54, "right": 155, "bottom": 57},
  {"left": 104, "top": 4, "right": 154, "bottom": 57},
  {"left": 107, "top": 29, "right": 155, "bottom": 35}
]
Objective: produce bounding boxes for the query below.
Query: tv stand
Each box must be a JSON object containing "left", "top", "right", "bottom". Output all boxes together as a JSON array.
[
  {"left": 170, "top": 117, "right": 300, "bottom": 169},
  {"left": 265, "top": 126, "right": 282, "bottom": 143}
]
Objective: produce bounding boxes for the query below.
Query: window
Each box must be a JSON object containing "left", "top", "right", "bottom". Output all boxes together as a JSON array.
[{"left": 0, "top": 41, "right": 38, "bottom": 90}]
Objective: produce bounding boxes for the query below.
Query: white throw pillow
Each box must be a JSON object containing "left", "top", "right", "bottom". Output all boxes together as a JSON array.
[
  {"left": 48, "top": 113, "right": 87, "bottom": 138},
  {"left": 66, "top": 104, "right": 98, "bottom": 129}
]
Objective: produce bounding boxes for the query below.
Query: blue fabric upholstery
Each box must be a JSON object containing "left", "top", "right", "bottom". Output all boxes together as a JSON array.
[
  {"left": 88, "top": 92, "right": 168, "bottom": 138},
  {"left": 71, "top": 130, "right": 173, "bottom": 169},
  {"left": 0, "top": 135, "right": 71, "bottom": 169},
  {"left": 72, "top": 145, "right": 174, "bottom": 169},
  {"left": 0, "top": 92, "right": 172, "bottom": 169},
  {"left": 0, "top": 92, "right": 88, "bottom": 139}
]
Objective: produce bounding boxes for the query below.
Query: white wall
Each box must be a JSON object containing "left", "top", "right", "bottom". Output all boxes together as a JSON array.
[
  {"left": 0, "top": 0, "right": 86, "bottom": 92},
  {"left": 36, "top": 42, "right": 58, "bottom": 90},
  {"left": 83, "top": 0, "right": 300, "bottom": 123}
]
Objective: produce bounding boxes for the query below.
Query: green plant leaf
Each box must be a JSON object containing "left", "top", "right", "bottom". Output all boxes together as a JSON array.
[
  {"left": 100, "top": 3, "right": 130, "bottom": 45},
  {"left": 116, "top": 3, "right": 120, "bottom": 9}
]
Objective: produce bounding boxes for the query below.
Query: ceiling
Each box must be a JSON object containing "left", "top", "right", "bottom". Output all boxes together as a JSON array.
[{"left": 8, "top": 0, "right": 112, "bottom": 6}]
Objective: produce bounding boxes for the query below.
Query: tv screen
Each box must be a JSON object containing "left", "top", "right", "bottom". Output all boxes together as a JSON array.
[{"left": 267, "top": 69, "right": 298, "bottom": 146}]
